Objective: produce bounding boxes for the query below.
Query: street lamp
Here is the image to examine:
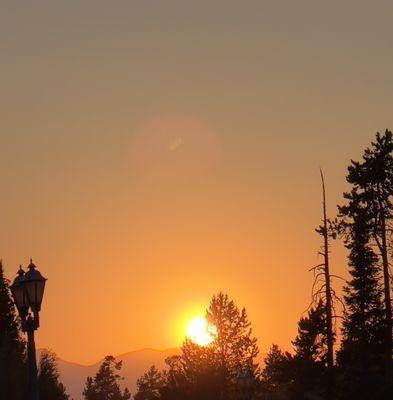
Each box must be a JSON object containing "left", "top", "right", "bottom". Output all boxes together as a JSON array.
[
  {"left": 10, "top": 266, "right": 29, "bottom": 322},
  {"left": 11, "top": 259, "right": 47, "bottom": 400}
]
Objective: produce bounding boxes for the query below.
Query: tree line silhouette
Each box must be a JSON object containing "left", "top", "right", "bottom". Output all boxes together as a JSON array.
[
  {"left": 132, "top": 130, "right": 393, "bottom": 400},
  {"left": 0, "top": 130, "right": 392, "bottom": 400}
]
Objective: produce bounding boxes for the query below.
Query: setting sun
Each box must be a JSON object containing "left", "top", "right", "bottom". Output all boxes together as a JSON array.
[{"left": 185, "top": 316, "right": 215, "bottom": 346}]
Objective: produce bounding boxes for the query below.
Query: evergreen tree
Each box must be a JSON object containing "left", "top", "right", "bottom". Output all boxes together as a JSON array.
[
  {"left": 133, "top": 358, "right": 189, "bottom": 400},
  {"left": 134, "top": 293, "right": 259, "bottom": 400},
  {"left": 38, "top": 349, "right": 69, "bottom": 400},
  {"left": 208, "top": 292, "right": 259, "bottom": 399},
  {"left": 292, "top": 301, "right": 328, "bottom": 364},
  {"left": 345, "top": 130, "right": 393, "bottom": 374},
  {"left": 159, "top": 356, "right": 188, "bottom": 400},
  {"left": 262, "top": 304, "right": 331, "bottom": 400},
  {"left": 337, "top": 188, "right": 386, "bottom": 399},
  {"left": 290, "top": 301, "right": 329, "bottom": 400},
  {"left": 186, "top": 292, "right": 259, "bottom": 399},
  {"left": 261, "top": 344, "right": 292, "bottom": 395},
  {"left": 0, "top": 261, "right": 26, "bottom": 400},
  {"left": 184, "top": 293, "right": 259, "bottom": 399},
  {"left": 134, "top": 366, "right": 164, "bottom": 400},
  {"left": 180, "top": 339, "right": 221, "bottom": 400},
  {"left": 83, "top": 355, "right": 131, "bottom": 400}
]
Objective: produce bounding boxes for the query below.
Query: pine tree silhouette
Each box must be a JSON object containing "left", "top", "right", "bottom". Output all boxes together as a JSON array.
[
  {"left": 38, "top": 349, "right": 69, "bottom": 400},
  {"left": 0, "top": 261, "right": 26, "bottom": 400},
  {"left": 337, "top": 189, "right": 386, "bottom": 399}
]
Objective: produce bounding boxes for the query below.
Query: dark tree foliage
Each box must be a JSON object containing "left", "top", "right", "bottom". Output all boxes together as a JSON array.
[
  {"left": 134, "top": 293, "right": 259, "bottom": 400},
  {"left": 261, "top": 344, "right": 292, "bottom": 396},
  {"left": 261, "top": 303, "right": 331, "bottom": 400},
  {"left": 0, "top": 261, "right": 26, "bottom": 400},
  {"left": 38, "top": 349, "right": 69, "bottom": 400},
  {"left": 159, "top": 356, "right": 189, "bottom": 400},
  {"left": 290, "top": 301, "right": 330, "bottom": 400},
  {"left": 180, "top": 339, "right": 221, "bottom": 400},
  {"left": 83, "top": 355, "right": 131, "bottom": 400},
  {"left": 293, "top": 300, "right": 328, "bottom": 363},
  {"left": 337, "top": 188, "right": 387, "bottom": 399},
  {"left": 134, "top": 366, "right": 165, "bottom": 400},
  {"left": 186, "top": 292, "right": 259, "bottom": 400},
  {"left": 345, "top": 130, "right": 393, "bottom": 374}
]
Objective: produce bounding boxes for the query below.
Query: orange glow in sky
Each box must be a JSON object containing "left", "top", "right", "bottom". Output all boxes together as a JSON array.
[{"left": 1, "top": 1, "right": 393, "bottom": 365}]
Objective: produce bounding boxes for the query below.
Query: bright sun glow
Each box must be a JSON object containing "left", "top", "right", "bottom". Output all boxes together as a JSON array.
[{"left": 186, "top": 316, "right": 215, "bottom": 346}]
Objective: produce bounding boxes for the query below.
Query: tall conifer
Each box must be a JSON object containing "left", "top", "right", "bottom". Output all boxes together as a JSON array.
[
  {"left": 337, "top": 189, "right": 386, "bottom": 399},
  {"left": 345, "top": 130, "right": 393, "bottom": 375},
  {"left": 0, "top": 261, "right": 26, "bottom": 400},
  {"left": 38, "top": 350, "right": 69, "bottom": 400}
]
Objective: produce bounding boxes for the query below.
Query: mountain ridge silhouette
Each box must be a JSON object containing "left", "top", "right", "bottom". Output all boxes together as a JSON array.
[{"left": 38, "top": 347, "right": 181, "bottom": 400}]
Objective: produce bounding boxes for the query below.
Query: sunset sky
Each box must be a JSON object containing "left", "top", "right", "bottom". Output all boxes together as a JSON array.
[{"left": 1, "top": 1, "right": 393, "bottom": 365}]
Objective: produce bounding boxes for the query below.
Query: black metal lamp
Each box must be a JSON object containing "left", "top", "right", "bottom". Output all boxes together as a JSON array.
[
  {"left": 10, "top": 259, "right": 47, "bottom": 400},
  {"left": 10, "top": 266, "right": 28, "bottom": 323},
  {"left": 23, "top": 259, "right": 47, "bottom": 313}
]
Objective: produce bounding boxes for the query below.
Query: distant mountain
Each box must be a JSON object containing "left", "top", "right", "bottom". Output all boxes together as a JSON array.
[
  {"left": 38, "top": 348, "right": 266, "bottom": 400},
  {"left": 38, "top": 348, "right": 180, "bottom": 400}
]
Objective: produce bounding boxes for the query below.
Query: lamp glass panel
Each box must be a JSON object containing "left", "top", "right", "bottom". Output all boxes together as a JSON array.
[
  {"left": 26, "top": 280, "right": 46, "bottom": 311},
  {"left": 25, "top": 280, "right": 37, "bottom": 308},
  {"left": 35, "top": 280, "right": 46, "bottom": 309},
  {"left": 11, "top": 285, "right": 25, "bottom": 309}
]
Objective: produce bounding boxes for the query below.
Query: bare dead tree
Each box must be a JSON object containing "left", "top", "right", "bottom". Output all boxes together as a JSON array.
[
  {"left": 307, "top": 170, "right": 340, "bottom": 371},
  {"left": 319, "top": 169, "right": 334, "bottom": 369}
]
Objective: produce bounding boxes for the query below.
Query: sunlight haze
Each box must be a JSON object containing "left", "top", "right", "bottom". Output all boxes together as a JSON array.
[{"left": 1, "top": 0, "right": 393, "bottom": 365}]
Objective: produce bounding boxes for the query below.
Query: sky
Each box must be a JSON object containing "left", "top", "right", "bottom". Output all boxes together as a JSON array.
[{"left": 1, "top": 1, "right": 393, "bottom": 365}]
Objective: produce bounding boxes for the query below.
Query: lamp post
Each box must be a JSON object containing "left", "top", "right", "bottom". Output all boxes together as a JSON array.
[{"left": 11, "top": 260, "right": 47, "bottom": 400}]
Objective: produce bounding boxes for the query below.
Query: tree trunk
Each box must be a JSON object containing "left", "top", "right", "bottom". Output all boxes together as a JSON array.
[
  {"left": 320, "top": 170, "right": 334, "bottom": 370},
  {"left": 380, "top": 214, "right": 392, "bottom": 380}
]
